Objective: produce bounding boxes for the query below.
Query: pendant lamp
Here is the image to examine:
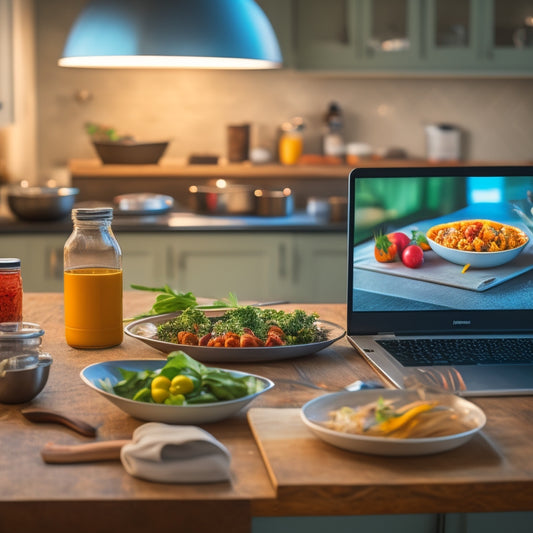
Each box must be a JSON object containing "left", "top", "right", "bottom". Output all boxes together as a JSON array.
[{"left": 59, "top": 0, "right": 282, "bottom": 69}]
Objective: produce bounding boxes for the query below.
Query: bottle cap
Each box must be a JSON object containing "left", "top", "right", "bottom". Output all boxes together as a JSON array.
[
  {"left": 72, "top": 207, "right": 113, "bottom": 221},
  {"left": 0, "top": 258, "right": 21, "bottom": 269}
]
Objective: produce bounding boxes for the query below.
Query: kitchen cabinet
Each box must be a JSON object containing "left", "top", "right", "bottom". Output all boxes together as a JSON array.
[
  {"left": 0, "top": 0, "right": 14, "bottom": 126},
  {"left": 4, "top": 232, "right": 347, "bottom": 303},
  {"left": 272, "top": 0, "right": 533, "bottom": 75}
]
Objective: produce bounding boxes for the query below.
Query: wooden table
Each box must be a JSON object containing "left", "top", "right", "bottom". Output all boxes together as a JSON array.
[{"left": 1, "top": 292, "right": 532, "bottom": 533}]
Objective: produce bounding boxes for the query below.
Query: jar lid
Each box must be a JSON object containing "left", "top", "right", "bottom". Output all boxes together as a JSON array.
[
  {"left": 72, "top": 207, "right": 113, "bottom": 221},
  {"left": 0, "top": 258, "right": 21, "bottom": 269},
  {"left": 0, "top": 322, "right": 44, "bottom": 339}
]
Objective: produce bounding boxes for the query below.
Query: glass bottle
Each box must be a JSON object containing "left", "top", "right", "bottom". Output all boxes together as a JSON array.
[
  {"left": 323, "top": 102, "right": 345, "bottom": 158},
  {"left": 279, "top": 117, "right": 304, "bottom": 165},
  {"left": 64, "top": 208, "right": 123, "bottom": 349},
  {"left": 0, "top": 258, "right": 23, "bottom": 323}
]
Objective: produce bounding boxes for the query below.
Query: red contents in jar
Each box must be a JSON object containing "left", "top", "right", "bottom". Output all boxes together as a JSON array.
[{"left": 0, "top": 272, "right": 23, "bottom": 322}]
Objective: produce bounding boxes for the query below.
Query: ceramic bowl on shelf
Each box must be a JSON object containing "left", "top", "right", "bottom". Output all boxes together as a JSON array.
[{"left": 92, "top": 141, "right": 169, "bottom": 165}]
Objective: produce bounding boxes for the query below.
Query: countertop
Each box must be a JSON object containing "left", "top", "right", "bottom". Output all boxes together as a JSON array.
[
  {"left": 1, "top": 292, "right": 532, "bottom": 533},
  {"left": 0, "top": 209, "right": 346, "bottom": 234}
]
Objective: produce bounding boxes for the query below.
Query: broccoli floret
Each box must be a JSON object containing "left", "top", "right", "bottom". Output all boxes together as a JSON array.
[
  {"left": 212, "top": 306, "right": 269, "bottom": 338},
  {"left": 157, "top": 307, "right": 212, "bottom": 342}
]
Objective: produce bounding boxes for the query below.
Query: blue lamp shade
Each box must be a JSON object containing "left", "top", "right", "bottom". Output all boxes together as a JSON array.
[{"left": 59, "top": 0, "right": 282, "bottom": 69}]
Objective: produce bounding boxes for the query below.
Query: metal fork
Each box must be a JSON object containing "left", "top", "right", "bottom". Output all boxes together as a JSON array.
[{"left": 275, "top": 378, "right": 384, "bottom": 392}]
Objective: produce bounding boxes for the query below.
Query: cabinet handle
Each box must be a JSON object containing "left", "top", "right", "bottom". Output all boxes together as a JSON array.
[
  {"left": 47, "top": 248, "right": 63, "bottom": 280},
  {"left": 278, "top": 243, "right": 287, "bottom": 279}
]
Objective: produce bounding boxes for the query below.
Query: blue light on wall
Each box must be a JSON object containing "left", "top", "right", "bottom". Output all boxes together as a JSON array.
[{"left": 59, "top": 0, "right": 282, "bottom": 69}]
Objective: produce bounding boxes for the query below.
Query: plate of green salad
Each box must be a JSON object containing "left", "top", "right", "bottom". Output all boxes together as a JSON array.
[
  {"left": 81, "top": 351, "right": 274, "bottom": 423},
  {"left": 124, "top": 306, "right": 346, "bottom": 363}
]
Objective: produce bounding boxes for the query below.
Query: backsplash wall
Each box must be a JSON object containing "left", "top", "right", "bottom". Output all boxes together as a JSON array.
[{"left": 34, "top": 1, "right": 533, "bottom": 182}]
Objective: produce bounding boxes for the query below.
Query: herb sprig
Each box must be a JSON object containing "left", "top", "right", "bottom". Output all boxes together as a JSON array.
[{"left": 125, "top": 284, "right": 239, "bottom": 322}]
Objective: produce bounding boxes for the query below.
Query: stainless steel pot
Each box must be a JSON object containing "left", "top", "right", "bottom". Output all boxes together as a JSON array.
[
  {"left": 254, "top": 188, "right": 293, "bottom": 217},
  {"left": 7, "top": 186, "right": 79, "bottom": 221},
  {"left": 188, "top": 183, "right": 255, "bottom": 215},
  {"left": 113, "top": 193, "right": 174, "bottom": 215}
]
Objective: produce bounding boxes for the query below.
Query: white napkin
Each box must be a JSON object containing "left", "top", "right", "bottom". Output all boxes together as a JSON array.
[{"left": 120, "top": 422, "right": 231, "bottom": 483}]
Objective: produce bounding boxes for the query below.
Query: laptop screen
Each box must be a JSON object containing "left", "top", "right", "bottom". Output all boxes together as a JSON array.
[{"left": 347, "top": 166, "right": 533, "bottom": 336}]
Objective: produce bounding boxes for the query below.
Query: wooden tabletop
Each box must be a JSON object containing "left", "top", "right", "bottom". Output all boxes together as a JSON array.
[{"left": 1, "top": 292, "right": 532, "bottom": 533}]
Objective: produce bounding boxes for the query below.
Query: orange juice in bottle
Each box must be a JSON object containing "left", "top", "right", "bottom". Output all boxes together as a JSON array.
[
  {"left": 278, "top": 117, "right": 304, "bottom": 165},
  {"left": 64, "top": 208, "right": 123, "bottom": 349}
]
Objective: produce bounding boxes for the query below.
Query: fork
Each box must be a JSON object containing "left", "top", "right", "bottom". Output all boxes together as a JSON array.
[{"left": 275, "top": 378, "right": 384, "bottom": 392}]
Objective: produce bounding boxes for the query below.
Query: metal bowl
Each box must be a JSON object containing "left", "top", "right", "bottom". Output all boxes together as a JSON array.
[
  {"left": 0, "top": 353, "right": 52, "bottom": 404},
  {"left": 7, "top": 186, "right": 79, "bottom": 221}
]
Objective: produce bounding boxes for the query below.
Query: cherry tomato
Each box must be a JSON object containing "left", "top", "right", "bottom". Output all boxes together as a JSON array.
[
  {"left": 401, "top": 244, "right": 424, "bottom": 268},
  {"left": 387, "top": 232, "right": 411, "bottom": 255},
  {"left": 374, "top": 233, "right": 397, "bottom": 263}
]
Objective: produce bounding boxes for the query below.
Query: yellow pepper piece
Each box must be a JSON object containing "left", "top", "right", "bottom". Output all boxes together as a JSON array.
[
  {"left": 461, "top": 263, "right": 470, "bottom": 273},
  {"left": 170, "top": 374, "right": 195, "bottom": 396},
  {"left": 151, "top": 375, "right": 171, "bottom": 403},
  {"left": 377, "top": 402, "right": 437, "bottom": 435}
]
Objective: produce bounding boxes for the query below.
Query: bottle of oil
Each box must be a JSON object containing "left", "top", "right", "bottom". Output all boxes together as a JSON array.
[
  {"left": 64, "top": 208, "right": 123, "bottom": 349},
  {"left": 323, "top": 102, "right": 345, "bottom": 158}
]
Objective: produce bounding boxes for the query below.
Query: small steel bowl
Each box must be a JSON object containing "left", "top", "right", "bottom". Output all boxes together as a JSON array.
[
  {"left": 0, "top": 354, "right": 52, "bottom": 404},
  {"left": 7, "top": 186, "right": 79, "bottom": 221}
]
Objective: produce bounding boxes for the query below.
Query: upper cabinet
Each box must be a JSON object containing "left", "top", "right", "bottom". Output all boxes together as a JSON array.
[
  {"left": 0, "top": 0, "right": 14, "bottom": 126},
  {"left": 260, "top": 0, "right": 533, "bottom": 75}
]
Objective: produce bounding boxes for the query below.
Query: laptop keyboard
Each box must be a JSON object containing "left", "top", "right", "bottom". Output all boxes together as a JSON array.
[{"left": 377, "top": 338, "right": 533, "bottom": 366}]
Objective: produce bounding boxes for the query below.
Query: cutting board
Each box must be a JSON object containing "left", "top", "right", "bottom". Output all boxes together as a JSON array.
[{"left": 246, "top": 407, "right": 531, "bottom": 515}]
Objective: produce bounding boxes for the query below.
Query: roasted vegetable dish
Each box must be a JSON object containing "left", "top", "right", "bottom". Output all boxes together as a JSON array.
[
  {"left": 100, "top": 351, "right": 266, "bottom": 405},
  {"left": 427, "top": 219, "right": 528, "bottom": 252},
  {"left": 157, "top": 306, "right": 328, "bottom": 348}
]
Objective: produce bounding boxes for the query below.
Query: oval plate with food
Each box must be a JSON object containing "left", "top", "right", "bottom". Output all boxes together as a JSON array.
[
  {"left": 124, "top": 311, "right": 345, "bottom": 363},
  {"left": 81, "top": 359, "right": 274, "bottom": 424},
  {"left": 301, "top": 389, "right": 486, "bottom": 456}
]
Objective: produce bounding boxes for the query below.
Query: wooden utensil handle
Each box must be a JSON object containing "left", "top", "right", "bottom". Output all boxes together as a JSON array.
[
  {"left": 41, "top": 440, "right": 130, "bottom": 464},
  {"left": 21, "top": 408, "right": 98, "bottom": 438}
]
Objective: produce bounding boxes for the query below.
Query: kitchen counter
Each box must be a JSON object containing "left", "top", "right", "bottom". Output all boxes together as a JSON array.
[
  {"left": 1, "top": 292, "right": 532, "bottom": 533},
  {"left": 0, "top": 209, "right": 346, "bottom": 234}
]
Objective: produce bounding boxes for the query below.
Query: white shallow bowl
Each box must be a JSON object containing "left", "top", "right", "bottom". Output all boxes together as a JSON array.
[
  {"left": 426, "top": 221, "right": 529, "bottom": 268},
  {"left": 427, "top": 237, "right": 528, "bottom": 268},
  {"left": 81, "top": 359, "right": 274, "bottom": 424},
  {"left": 301, "top": 389, "right": 486, "bottom": 456}
]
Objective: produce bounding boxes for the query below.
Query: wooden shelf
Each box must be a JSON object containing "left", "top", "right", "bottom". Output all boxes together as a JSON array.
[{"left": 69, "top": 158, "right": 530, "bottom": 179}]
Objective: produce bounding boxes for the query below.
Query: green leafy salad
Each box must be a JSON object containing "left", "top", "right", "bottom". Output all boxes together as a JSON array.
[
  {"left": 100, "top": 351, "right": 266, "bottom": 406},
  {"left": 157, "top": 306, "right": 328, "bottom": 346}
]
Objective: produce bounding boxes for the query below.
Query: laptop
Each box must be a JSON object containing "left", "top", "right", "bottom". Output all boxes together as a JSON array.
[{"left": 347, "top": 165, "right": 533, "bottom": 396}]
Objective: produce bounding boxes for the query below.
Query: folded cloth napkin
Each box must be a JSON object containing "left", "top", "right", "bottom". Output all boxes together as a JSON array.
[{"left": 120, "top": 422, "right": 231, "bottom": 483}]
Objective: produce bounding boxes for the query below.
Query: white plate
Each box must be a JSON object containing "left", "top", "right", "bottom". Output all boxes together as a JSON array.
[
  {"left": 81, "top": 360, "right": 274, "bottom": 424},
  {"left": 301, "top": 389, "right": 486, "bottom": 456},
  {"left": 124, "top": 312, "right": 346, "bottom": 363}
]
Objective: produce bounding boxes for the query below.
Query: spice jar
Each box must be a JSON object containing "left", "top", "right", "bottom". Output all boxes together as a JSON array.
[
  {"left": 0, "top": 258, "right": 23, "bottom": 323},
  {"left": 64, "top": 208, "right": 123, "bottom": 349}
]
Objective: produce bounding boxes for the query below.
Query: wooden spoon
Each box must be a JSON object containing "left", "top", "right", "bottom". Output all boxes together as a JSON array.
[{"left": 21, "top": 407, "right": 98, "bottom": 438}]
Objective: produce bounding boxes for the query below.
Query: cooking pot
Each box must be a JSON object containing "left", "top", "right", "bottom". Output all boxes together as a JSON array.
[
  {"left": 188, "top": 183, "right": 254, "bottom": 215},
  {"left": 113, "top": 193, "right": 174, "bottom": 215},
  {"left": 7, "top": 186, "right": 79, "bottom": 221},
  {"left": 254, "top": 188, "right": 293, "bottom": 217}
]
